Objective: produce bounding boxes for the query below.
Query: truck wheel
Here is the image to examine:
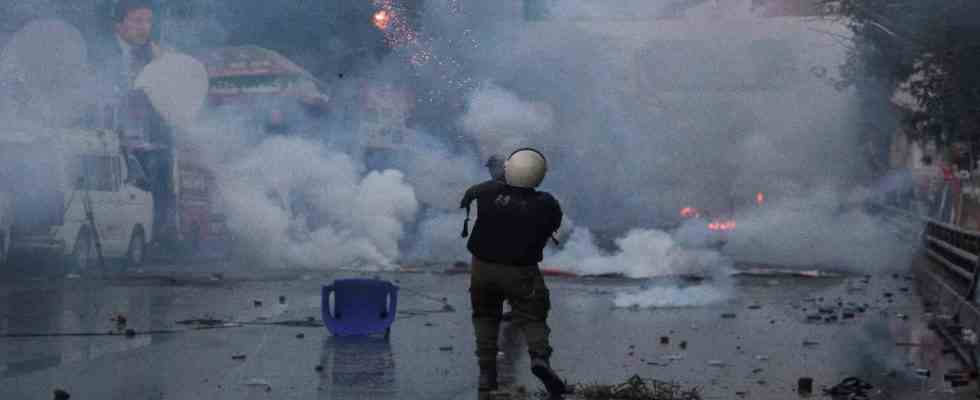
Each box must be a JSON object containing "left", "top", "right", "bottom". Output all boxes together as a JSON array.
[
  {"left": 67, "top": 228, "right": 96, "bottom": 274},
  {"left": 125, "top": 228, "right": 146, "bottom": 268}
]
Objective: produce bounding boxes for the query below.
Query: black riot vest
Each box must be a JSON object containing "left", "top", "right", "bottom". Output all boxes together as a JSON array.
[{"left": 460, "top": 180, "right": 562, "bottom": 266}]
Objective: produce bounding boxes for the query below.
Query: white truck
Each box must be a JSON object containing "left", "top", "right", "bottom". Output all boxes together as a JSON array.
[{"left": 0, "top": 127, "right": 154, "bottom": 273}]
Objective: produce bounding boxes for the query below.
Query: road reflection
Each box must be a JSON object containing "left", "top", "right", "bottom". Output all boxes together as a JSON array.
[{"left": 318, "top": 335, "right": 397, "bottom": 399}]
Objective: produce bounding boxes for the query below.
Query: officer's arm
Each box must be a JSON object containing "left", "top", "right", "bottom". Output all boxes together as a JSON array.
[
  {"left": 551, "top": 200, "right": 564, "bottom": 234},
  {"left": 460, "top": 186, "right": 478, "bottom": 210}
]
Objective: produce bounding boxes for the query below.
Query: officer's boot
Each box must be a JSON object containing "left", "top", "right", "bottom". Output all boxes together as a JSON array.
[
  {"left": 530, "top": 357, "right": 567, "bottom": 395},
  {"left": 479, "top": 361, "right": 498, "bottom": 392}
]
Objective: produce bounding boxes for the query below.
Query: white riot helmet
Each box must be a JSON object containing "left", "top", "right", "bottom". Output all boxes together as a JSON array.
[{"left": 504, "top": 148, "right": 548, "bottom": 188}]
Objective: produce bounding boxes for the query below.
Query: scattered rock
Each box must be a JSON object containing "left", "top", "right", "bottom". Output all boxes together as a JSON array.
[
  {"left": 53, "top": 389, "right": 70, "bottom": 400},
  {"left": 797, "top": 377, "right": 813, "bottom": 394},
  {"left": 823, "top": 377, "right": 872, "bottom": 397},
  {"left": 244, "top": 378, "right": 272, "bottom": 392}
]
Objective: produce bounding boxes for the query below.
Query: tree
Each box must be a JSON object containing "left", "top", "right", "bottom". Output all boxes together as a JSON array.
[{"left": 831, "top": 0, "right": 980, "bottom": 149}]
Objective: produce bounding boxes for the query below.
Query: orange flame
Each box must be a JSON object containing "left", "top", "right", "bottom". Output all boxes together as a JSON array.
[
  {"left": 680, "top": 207, "right": 698, "bottom": 219},
  {"left": 708, "top": 220, "right": 736, "bottom": 231},
  {"left": 373, "top": 10, "right": 391, "bottom": 30}
]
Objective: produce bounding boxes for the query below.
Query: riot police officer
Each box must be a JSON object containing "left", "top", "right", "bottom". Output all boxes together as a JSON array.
[{"left": 461, "top": 148, "right": 566, "bottom": 396}]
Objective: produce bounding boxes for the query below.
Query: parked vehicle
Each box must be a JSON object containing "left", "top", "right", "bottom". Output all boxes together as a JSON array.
[{"left": 0, "top": 127, "right": 153, "bottom": 272}]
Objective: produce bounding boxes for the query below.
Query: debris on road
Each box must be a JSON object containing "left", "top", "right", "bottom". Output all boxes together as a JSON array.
[
  {"left": 797, "top": 377, "right": 813, "bottom": 394},
  {"left": 244, "top": 378, "right": 272, "bottom": 392},
  {"left": 822, "top": 376, "right": 872, "bottom": 397},
  {"left": 569, "top": 375, "right": 703, "bottom": 400}
]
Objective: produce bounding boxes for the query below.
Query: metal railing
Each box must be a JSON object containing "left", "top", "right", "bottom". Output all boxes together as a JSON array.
[
  {"left": 923, "top": 221, "right": 980, "bottom": 292},
  {"left": 881, "top": 206, "right": 980, "bottom": 371}
]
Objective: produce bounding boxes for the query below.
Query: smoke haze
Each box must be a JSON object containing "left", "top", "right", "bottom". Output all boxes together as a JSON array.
[{"left": 0, "top": 0, "right": 917, "bottom": 290}]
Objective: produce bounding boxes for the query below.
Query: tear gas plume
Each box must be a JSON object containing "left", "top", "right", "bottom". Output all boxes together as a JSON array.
[
  {"left": 544, "top": 225, "right": 732, "bottom": 279},
  {"left": 613, "top": 283, "right": 732, "bottom": 308},
  {"left": 724, "top": 187, "right": 917, "bottom": 273},
  {"left": 212, "top": 135, "right": 418, "bottom": 270}
]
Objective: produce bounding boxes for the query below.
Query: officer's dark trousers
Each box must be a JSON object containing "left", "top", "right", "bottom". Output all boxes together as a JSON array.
[{"left": 470, "top": 256, "right": 553, "bottom": 365}]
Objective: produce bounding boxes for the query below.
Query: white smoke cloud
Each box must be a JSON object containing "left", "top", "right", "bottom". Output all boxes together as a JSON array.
[
  {"left": 724, "top": 187, "right": 915, "bottom": 272},
  {"left": 216, "top": 135, "right": 418, "bottom": 270},
  {"left": 613, "top": 283, "right": 732, "bottom": 308},
  {"left": 545, "top": 226, "right": 733, "bottom": 278},
  {"left": 459, "top": 82, "right": 555, "bottom": 159}
]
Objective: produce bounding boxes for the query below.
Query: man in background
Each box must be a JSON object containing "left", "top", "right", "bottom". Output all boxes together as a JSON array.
[{"left": 90, "top": 0, "right": 176, "bottom": 245}]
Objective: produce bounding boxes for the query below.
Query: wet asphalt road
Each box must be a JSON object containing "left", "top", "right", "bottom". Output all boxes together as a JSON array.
[{"left": 0, "top": 261, "right": 975, "bottom": 400}]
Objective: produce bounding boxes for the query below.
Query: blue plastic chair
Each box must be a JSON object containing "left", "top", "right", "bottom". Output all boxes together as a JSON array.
[{"left": 322, "top": 278, "right": 399, "bottom": 337}]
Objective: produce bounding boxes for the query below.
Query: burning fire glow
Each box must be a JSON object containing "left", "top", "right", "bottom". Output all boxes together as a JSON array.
[
  {"left": 680, "top": 207, "right": 699, "bottom": 219},
  {"left": 373, "top": 10, "right": 391, "bottom": 30},
  {"left": 708, "top": 220, "right": 736, "bottom": 231}
]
